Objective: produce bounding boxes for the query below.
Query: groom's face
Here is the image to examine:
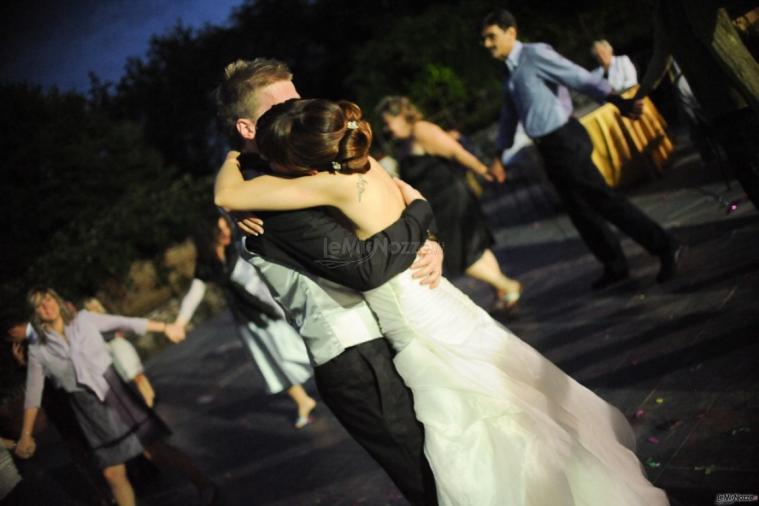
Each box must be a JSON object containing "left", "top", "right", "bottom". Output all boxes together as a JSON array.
[{"left": 250, "top": 80, "right": 300, "bottom": 138}]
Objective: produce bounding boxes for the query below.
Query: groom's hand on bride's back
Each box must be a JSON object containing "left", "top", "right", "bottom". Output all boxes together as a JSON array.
[
  {"left": 393, "top": 178, "right": 443, "bottom": 288},
  {"left": 411, "top": 240, "right": 443, "bottom": 289}
]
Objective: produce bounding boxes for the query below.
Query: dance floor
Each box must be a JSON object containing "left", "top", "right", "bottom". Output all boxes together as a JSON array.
[{"left": 28, "top": 132, "right": 759, "bottom": 506}]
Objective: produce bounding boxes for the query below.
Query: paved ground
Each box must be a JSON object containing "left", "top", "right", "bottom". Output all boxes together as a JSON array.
[{"left": 20, "top": 135, "right": 759, "bottom": 506}]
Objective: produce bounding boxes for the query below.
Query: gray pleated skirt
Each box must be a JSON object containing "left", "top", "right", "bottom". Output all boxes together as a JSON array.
[{"left": 67, "top": 366, "right": 170, "bottom": 468}]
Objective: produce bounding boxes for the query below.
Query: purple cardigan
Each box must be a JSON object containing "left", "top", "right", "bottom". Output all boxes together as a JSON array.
[{"left": 24, "top": 311, "right": 149, "bottom": 408}]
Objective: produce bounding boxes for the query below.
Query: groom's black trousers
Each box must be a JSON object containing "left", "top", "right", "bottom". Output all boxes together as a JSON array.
[{"left": 314, "top": 338, "right": 438, "bottom": 506}]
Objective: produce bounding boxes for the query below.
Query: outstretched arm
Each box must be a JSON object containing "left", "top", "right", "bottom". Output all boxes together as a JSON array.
[
  {"left": 533, "top": 44, "right": 612, "bottom": 103},
  {"left": 175, "top": 279, "right": 207, "bottom": 327},
  {"left": 83, "top": 311, "right": 185, "bottom": 344},
  {"left": 214, "top": 153, "right": 345, "bottom": 212},
  {"left": 17, "top": 354, "right": 43, "bottom": 459},
  {"left": 414, "top": 121, "right": 493, "bottom": 181}
]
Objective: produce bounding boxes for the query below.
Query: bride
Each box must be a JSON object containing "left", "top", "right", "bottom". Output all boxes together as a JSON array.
[{"left": 215, "top": 98, "right": 669, "bottom": 506}]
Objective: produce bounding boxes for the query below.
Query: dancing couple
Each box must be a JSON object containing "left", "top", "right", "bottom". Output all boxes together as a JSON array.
[{"left": 212, "top": 57, "right": 669, "bottom": 505}]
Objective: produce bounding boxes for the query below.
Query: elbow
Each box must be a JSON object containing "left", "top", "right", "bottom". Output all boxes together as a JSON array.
[{"left": 214, "top": 190, "right": 229, "bottom": 209}]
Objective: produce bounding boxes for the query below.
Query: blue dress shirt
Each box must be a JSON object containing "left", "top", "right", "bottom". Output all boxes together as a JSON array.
[{"left": 497, "top": 40, "right": 613, "bottom": 151}]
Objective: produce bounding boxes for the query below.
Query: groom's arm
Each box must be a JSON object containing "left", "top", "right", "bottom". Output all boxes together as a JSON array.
[{"left": 244, "top": 200, "right": 435, "bottom": 291}]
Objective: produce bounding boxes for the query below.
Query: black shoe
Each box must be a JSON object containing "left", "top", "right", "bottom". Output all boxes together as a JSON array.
[
  {"left": 591, "top": 268, "right": 630, "bottom": 290},
  {"left": 657, "top": 242, "right": 684, "bottom": 283}
]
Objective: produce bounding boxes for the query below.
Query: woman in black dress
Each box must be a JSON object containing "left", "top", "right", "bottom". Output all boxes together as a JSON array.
[{"left": 377, "top": 96, "right": 522, "bottom": 308}]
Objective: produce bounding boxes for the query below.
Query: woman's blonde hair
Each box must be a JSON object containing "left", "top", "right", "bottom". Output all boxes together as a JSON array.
[
  {"left": 26, "top": 286, "right": 75, "bottom": 344},
  {"left": 82, "top": 297, "right": 107, "bottom": 314},
  {"left": 374, "top": 96, "right": 423, "bottom": 124}
]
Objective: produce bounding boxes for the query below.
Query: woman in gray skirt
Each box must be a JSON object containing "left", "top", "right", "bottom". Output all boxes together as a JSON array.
[{"left": 13, "top": 287, "right": 218, "bottom": 506}]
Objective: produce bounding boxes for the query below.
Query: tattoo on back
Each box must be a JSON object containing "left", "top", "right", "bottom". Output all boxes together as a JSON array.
[{"left": 357, "top": 174, "right": 368, "bottom": 202}]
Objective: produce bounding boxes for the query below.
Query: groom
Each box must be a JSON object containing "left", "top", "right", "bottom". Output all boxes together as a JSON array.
[{"left": 213, "top": 58, "right": 440, "bottom": 505}]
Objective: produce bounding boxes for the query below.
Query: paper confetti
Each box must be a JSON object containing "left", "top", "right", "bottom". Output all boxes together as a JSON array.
[
  {"left": 655, "top": 397, "right": 664, "bottom": 404},
  {"left": 648, "top": 436, "right": 660, "bottom": 444}
]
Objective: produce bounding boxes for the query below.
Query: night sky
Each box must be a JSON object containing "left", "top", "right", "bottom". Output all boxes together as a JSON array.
[{"left": 0, "top": 0, "right": 243, "bottom": 92}]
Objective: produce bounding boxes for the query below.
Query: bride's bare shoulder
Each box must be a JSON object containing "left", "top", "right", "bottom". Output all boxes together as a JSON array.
[{"left": 367, "top": 157, "right": 393, "bottom": 180}]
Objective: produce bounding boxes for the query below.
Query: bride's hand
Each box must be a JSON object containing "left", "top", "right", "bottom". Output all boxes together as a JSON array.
[{"left": 393, "top": 178, "right": 425, "bottom": 205}]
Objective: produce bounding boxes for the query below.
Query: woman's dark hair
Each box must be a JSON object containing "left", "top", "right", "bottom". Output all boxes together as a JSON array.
[
  {"left": 256, "top": 98, "right": 373, "bottom": 175},
  {"left": 192, "top": 209, "right": 229, "bottom": 271},
  {"left": 482, "top": 9, "right": 517, "bottom": 31}
]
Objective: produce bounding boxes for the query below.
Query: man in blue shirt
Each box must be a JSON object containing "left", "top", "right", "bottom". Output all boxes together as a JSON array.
[{"left": 481, "top": 9, "right": 681, "bottom": 290}]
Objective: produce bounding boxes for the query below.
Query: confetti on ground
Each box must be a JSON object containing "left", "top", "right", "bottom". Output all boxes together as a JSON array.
[
  {"left": 655, "top": 398, "right": 664, "bottom": 404},
  {"left": 645, "top": 458, "right": 661, "bottom": 468},
  {"left": 635, "top": 409, "right": 646, "bottom": 419},
  {"left": 648, "top": 436, "right": 660, "bottom": 444},
  {"left": 694, "top": 465, "right": 717, "bottom": 475}
]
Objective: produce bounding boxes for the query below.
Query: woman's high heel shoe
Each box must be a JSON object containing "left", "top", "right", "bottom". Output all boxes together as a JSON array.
[
  {"left": 294, "top": 398, "right": 317, "bottom": 429},
  {"left": 294, "top": 415, "right": 314, "bottom": 429}
]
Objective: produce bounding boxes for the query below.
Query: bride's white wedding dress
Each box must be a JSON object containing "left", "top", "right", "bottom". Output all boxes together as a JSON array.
[{"left": 363, "top": 269, "right": 669, "bottom": 506}]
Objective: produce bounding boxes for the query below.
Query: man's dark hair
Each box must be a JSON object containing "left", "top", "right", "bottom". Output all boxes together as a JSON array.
[{"left": 482, "top": 9, "right": 517, "bottom": 30}]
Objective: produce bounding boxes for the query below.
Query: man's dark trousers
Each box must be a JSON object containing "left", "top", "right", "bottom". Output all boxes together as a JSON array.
[
  {"left": 535, "top": 117, "right": 672, "bottom": 272},
  {"left": 314, "top": 338, "right": 438, "bottom": 506}
]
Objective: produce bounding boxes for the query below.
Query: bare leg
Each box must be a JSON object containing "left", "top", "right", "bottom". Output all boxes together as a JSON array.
[
  {"left": 133, "top": 374, "right": 155, "bottom": 407},
  {"left": 102, "top": 464, "right": 135, "bottom": 506},
  {"left": 287, "top": 384, "right": 317, "bottom": 428},
  {"left": 465, "top": 249, "right": 522, "bottom": 295}
]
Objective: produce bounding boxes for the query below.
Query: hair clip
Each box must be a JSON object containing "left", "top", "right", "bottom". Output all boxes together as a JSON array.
[
  {"left": 346, "top": 120, "right": 359, "bottom": 130},
  {"left": 331, "top": 161, "right": 342, "bottom": 171}
]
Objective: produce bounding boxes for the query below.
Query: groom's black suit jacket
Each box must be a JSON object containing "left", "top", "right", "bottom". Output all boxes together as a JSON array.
[{"left": 237, "top": 152, "right": 435, "bottom": 289}]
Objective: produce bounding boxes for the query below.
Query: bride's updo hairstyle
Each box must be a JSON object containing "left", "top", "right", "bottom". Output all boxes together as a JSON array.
[{"left": 256, "top": 98, "right": 373, "bottom": 176}]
